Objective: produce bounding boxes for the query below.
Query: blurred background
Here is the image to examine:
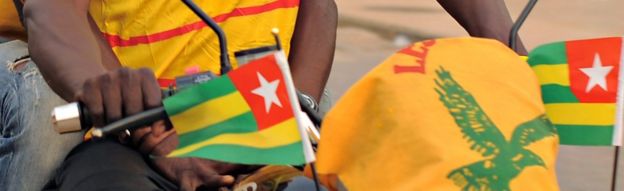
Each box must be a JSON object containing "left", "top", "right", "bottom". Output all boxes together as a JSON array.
[{"left": 325, "top": 0, "right": 624, "bottom": 190}]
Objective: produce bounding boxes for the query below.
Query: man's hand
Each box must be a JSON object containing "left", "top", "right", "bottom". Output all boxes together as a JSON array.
[
  {"left": 152, "top": 157, "right": 236, "bottom": 191},
  {"left": 74, "top": 67, "right": 162, "bottom": 126},
  {"left": 131, "top": 121, "right": 259, "bottom": 190}
]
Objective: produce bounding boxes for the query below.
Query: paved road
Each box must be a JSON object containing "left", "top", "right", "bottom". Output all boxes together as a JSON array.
[{"left": 336, "top": 0, "right": 624, "bottom": 50}]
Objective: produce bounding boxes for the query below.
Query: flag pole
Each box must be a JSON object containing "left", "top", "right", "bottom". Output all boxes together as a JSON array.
[
  {"left": 310, "top": 163, "right": 322, "bottom": 191},
  {"left": 272, "top": 28, "right": 321, "bottom": 191},
  {"left": 612, "top": 146, "right": 620, "bottom": 191}
]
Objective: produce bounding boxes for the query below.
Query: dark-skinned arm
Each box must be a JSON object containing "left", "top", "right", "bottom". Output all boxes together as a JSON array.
[
  {"left": 23, "top": 0, "right": 110, "bottom": 101},
  {"left": 289, "top": 0, "right": 338, "bottom": 101},
  {"left": 437, "top": 0, "right": 528, "bottom": 55},
  {"left": 22, "top": 1, "right": 258, "bottom": 189}
]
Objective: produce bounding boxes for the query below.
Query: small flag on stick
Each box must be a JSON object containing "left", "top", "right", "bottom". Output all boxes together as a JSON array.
[
  {"left": 528, "top": 37, "right": 624, "bottom": 146},
  {"left": 164, "top": 49, "right": 314, "bottom": 165}
]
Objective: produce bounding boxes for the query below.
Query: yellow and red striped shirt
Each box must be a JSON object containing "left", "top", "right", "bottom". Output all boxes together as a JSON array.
[
  {"left": 89, "top": 0, "right": 300, "bottom": 87},
  {"left": 1, "top": 0, "right": 299, "bottom": 86},
  {"left": 0, "top": 0, "right": 26, "bottom": 40}
]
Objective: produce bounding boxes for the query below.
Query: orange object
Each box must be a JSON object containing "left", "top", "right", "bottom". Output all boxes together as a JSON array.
[
  {"left": 316, "top": 38, "right": 560, "bottom": 190},
  {"left": 0, "top": 0, "right": 26, "bottom": 40}
]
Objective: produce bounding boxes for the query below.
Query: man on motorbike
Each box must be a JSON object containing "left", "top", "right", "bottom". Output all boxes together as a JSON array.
[
  {"left": 44, "top": 1, "right": 530, "bottom": 190},
  {"left": 0, "top": 0, "right": 337, "bottom": 190},
  {"left": 0, "top": 0, "right": 526, "bottom": 189}
]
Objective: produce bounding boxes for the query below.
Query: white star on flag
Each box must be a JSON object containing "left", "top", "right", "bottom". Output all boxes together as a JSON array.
[
  {"left": 251, "top": 72, "right": 282, "bottom": 113},
  {"left": 580, "top": 53, "right": 614, "bottom": 92}
]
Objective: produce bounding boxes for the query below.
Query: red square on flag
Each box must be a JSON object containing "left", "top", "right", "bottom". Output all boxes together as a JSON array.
[
  {"left": 228, "top": 55, "right": 295, "bottom": 130},
  {"left": 567, "top": 37, "right": 623, "bottom": 103}
]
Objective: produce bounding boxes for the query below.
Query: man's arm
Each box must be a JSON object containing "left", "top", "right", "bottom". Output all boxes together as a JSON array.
[
  {"left": 288, "top": 0, "right": 338, "bottom": 101},
  {"left": 437, "top": 0, "right": 528, "bottom": 55},
  {"left": 23, "top": 0, "right": 109, "bottom": 100},
  {"left": 22, "top": 1, "right": 258, "bottom": 189}
]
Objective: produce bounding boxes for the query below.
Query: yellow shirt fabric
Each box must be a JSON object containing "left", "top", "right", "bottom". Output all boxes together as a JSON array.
[
  {"left": 1, "top": 0, "right": 299, "bottom": 85},
  {"left": 89, "top": 0, "right": 300, "bottom": 86},
  {"left": 0, "top": 0, "right": 26, "bottom": 40},
  {"left": 316, "top": 38, "right": 560, "bottom": 191}
]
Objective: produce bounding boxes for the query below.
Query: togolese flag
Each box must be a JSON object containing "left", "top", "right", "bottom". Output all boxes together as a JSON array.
[
  {"left": 528, "top": 37, "right": 624, "bottom": 146},
  {"left": 163, "top": 53, "right": 309, "bottom": 165}
]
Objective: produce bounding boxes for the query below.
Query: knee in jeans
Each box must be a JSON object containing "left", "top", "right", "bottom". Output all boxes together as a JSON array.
[
  {"left": 0, "top": 88, "right": 23, "bottom": 139},
  {"left": 6, "top": 57, "right": 36, "bottom": 77},
  {"left": 5, "top": 57, "right": 43, "bottom": 105},
  {"left": 0, "top": 59, "right": 33, "bottom": 139},
  {"left": 6, "top": 57, "right": 27, "bottom": 72}
]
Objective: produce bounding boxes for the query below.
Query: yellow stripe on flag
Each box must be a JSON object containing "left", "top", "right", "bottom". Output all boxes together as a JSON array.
[
  {"left": 170, "top": 118, "right": 301, "bottom": 156},
  {"left": 545, "top": 103, "right": 615, "bottom": 126},
  {"left": 171, "top": 92, "right": 251, "bottom": 135},
  {"left": 531, "top": 64, "right": 569, "bottom": 86}
]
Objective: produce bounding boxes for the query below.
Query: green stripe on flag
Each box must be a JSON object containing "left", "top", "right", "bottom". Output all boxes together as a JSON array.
[
  {"left": 556, "top": 124, "right": 614, "bottom": 145},
  {"left": 178, "top": 112, "right": 258, "bottom": 148},
  {"left": 164, "top": 76, "right": 237, "bottom": 115},
  {"left": 174, "top": 142, "right": 306, "bottom": 165},
  {"left": 528, "top": 42, "right": 568, "bottom": 66},
  {"left": 541, "top": 84, "right": 579, "bottom": 103}
]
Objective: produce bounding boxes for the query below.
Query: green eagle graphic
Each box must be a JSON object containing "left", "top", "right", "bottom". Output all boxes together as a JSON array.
[{"left": 434, "top": 67, "right": 557, "bottom": 191}]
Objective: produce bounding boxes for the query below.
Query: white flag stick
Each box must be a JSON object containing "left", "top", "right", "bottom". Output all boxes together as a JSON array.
[
  {"left": 274, "top": 51, "right": 317, "bottom": 163},
  {"left": 613, "top": 37, "right": 624, "bottom": 146}
]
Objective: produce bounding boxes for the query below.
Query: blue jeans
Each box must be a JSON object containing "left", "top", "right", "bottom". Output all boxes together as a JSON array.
[{"left": 0, "top": 40, "right": 83, "bottom": 190}]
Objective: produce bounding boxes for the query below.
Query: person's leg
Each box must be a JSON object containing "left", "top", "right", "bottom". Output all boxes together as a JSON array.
[
  {"left": 0, "top": 40, "right": 83, "bottom": 190},
  {"left": 46, "top": 139, "right": 178, "bottom": 191}
]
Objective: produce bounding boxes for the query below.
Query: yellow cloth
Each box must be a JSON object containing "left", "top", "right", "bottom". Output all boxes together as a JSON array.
[
  {"left": 89, "top": 0, "right": 299, "bottom": 81},
  {"left": 0, "top": 0, "right": 26, "bottom": 40},
  {"left": 316, "top": 38, "right": 560, "bottom": 191},
  {"left": 0, "top": 0, "right": 298, "bottom": 81}
]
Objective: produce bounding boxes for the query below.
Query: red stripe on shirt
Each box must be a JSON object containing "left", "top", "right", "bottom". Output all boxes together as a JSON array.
[{"left": 104, "top": 0, "right": 299, "bottom": 47}]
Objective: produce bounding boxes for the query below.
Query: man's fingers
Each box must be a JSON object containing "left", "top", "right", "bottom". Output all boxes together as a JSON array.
[
  {"left": 132, "top": 127, "right": 152, "bottom": 146},
  {"left": 196, "top": 158, "right": 235, "bottom": 187},
  {"left": 178, "top": 171, "right": 200, "bottom": 191},
  {"left": 150, "top": 120, "right": 168, "bottom": 137},
  {"left": 138, "top": 68, "right": 162, "bottom": 109},
  {"left": 138, "top": 129, "right": 176, "bottom": 155},
  {"left": 177, "top": 170, "right": 234, "bottom": 191},
  {"left": 78, "top": 68, "right": 161, "bottom": 128},
  {"left": 147, "top": 129, "right": 178, "bottom": 156},
  {"left": 130, "top": 121, "right": 175, "bottom": 155},
  {"left": 152, "top": 157, "right": 237, "bottom": 191},
  {"left": 119, "top": 68, "right": 144, "bottom": 115},
  {"left": 100, "top": 72, "right": 123, "bottom": 123},
  {"left": 80, "top": 78, "right": 105, "bottom": 127},
  {"left": 199, "top": 174, "right": 235, "bottom": 189},
  {"left": 218, "top": 175, "right": 235, "bottom": 185}
]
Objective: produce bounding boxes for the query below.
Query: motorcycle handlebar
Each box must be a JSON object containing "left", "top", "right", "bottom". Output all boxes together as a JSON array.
[{"left": 51, "top": 92, "right": 322, "bottom": 139}]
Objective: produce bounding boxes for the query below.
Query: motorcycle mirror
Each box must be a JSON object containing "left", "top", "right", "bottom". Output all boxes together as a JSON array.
[
  {"left": 509, "top": 0, "right": 538, "bottom": 52},
  {"left": 181, "top": 0, "right": 232, "bottom": 75}
]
